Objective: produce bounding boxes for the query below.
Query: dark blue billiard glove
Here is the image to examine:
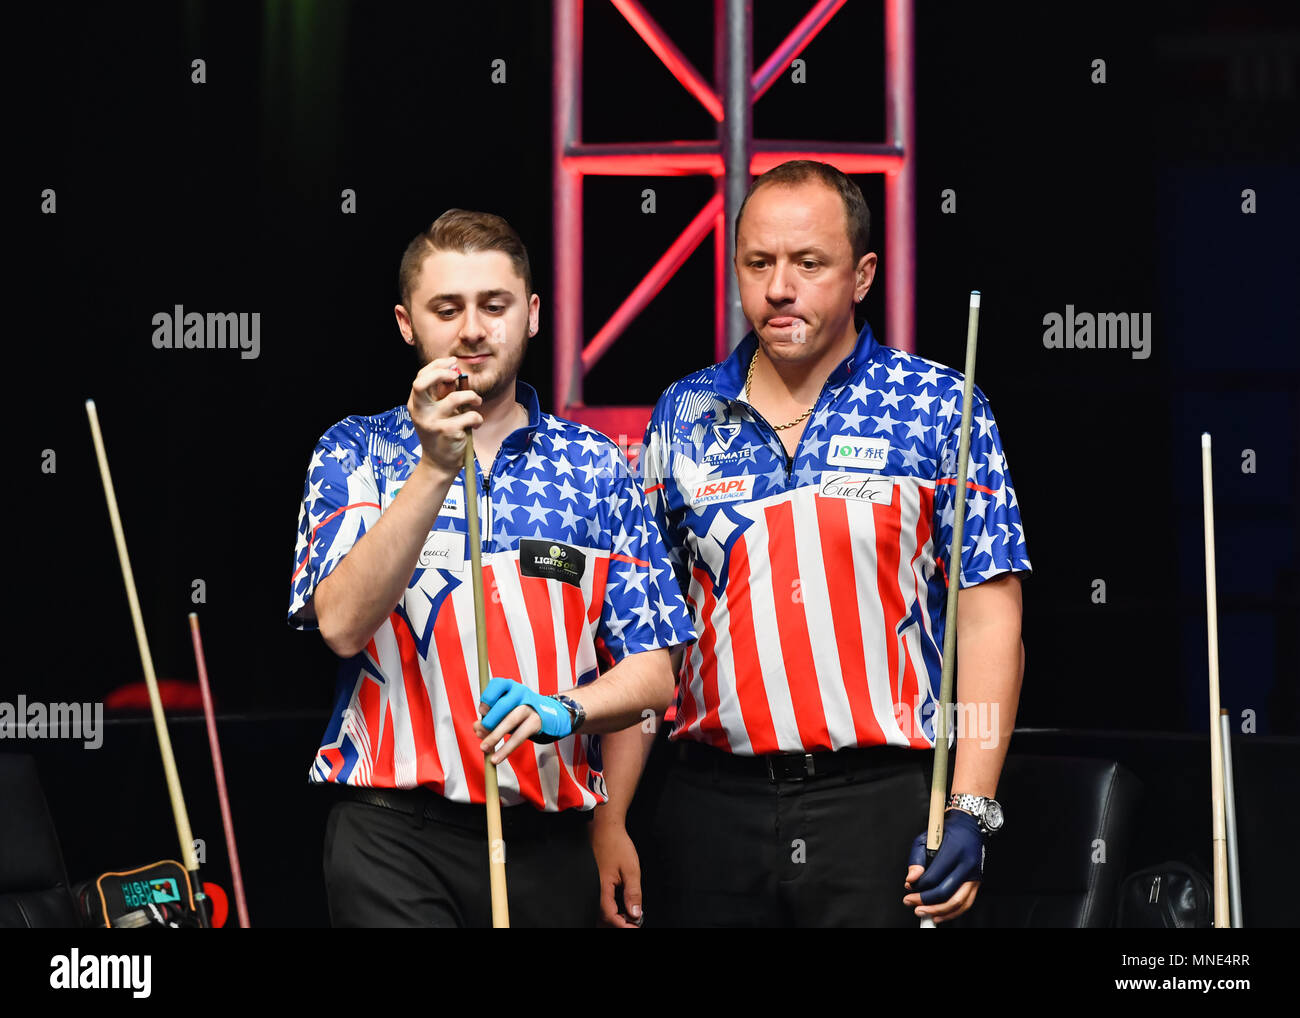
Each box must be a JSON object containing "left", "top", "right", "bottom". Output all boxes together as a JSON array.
[
  {"left": 478, "top": 677, "right": 572, "bottom": 743},
  {"left": 907, "top": 809, "right": 986, "bottom": 905}
]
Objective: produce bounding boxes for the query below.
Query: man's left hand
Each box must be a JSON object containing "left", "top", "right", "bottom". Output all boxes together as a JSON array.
[
  {"left": 475, "top": 677, "right": 572, "bottom": 764},
  {"left": 902, "top": 809, "right": 986, "bottom": 924}
]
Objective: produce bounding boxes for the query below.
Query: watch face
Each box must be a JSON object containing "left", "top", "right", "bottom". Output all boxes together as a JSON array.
[{"left": 984, "top": 801, "right": 1004, "bottom": 829}]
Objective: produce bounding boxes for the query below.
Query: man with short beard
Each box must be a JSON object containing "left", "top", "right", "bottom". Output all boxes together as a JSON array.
[
  {"left": 287, "top": 209, "right": 694, "bottom": 927},
  {"left": 592, "top": 162, "right": 1031, "bottom": 928}
]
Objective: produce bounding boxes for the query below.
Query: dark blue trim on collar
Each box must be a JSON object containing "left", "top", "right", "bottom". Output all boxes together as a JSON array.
[
  {"left": 501, "top": 378, "right": 543, "bottom": 454},
  {"left": 714, "top": 333, "right": 758, "bottom": 399},
  {"left": 828, "top": 319, "right": 881, "bottom": 387}
]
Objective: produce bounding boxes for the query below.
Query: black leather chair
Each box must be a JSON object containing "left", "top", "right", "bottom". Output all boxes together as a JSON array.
[
  {"left": 0, "top": 754, "right": 81, "bottom": 927},
  {"left": 944, "top": 754, "right": 1144, "bottom": 928}
]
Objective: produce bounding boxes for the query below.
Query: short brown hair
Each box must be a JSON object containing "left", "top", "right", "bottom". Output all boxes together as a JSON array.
[
  {"left": 398, "top": 209, "right": 534, "bottom": 311},
  {"left": 734, "top": 160, "right": 871, "bottom": 261}
]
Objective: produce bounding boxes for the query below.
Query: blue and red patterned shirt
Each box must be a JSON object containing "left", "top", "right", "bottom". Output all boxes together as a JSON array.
[
  {"left": 289, "top": 380, "right": 695, "bottom": 810},
  {"left": 641, "top": 321, "right": 1031, "bottom": 755}
]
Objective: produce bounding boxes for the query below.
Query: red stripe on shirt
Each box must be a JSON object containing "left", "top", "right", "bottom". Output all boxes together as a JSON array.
[
  {"left": 909, "top": 485, "right": 940, "bottom": 750},
  {"left": 565, "top": 734, "right": 592, "bottom": 809},
  {"left": 692, "top": 566, "right": 732, "bottom": 752},
  {"left": 873, "top": 495, "right": 906, "bottom": 739},
  {"left": 518, "top": 563, "right": 559, "bottom": 697},
  {"left": 936, "top": 478, "right": 997, "bottom": 496},
  {"left": 764, "top": 501, "right": 830, "bottom": 751},
  {"left": 815, "top": 497, "right": 886, "bottom": 747},
  {"left": 433, "top": 594, "right": 486, "bottom": 802},
  {"left": 561, "top": 582, "right": 586, "bottom": 684},
  {"left": 373, "top": 701, "right": 396, "bottom": 786},
  {"left": 483, "top": 565, "right": 545, "bottom": 807},
  {"left": 897, "top": 638, "right": 930, "bottom": 749},
  {"left": 554, "top": 581, "right": 590, "bottom": 810},
  {"left": 394, "top": 615, "right": 446, "bottom": 790},
  {"left": 588, "top": 554, "right": 610, "bottom": 626},
  {"left": 721, "top": 537, "right": 777, "bottom": 753},
  {"left": 671, "top": 578, "right": 704, "bottom": 737},
  {"left": 355, "top": 668, "right": 383, "bottom": 784}
]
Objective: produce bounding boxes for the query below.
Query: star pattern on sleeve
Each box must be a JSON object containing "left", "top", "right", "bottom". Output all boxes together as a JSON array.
[{"left": 884, "top": 363, "right": 911, "bottom": 386}]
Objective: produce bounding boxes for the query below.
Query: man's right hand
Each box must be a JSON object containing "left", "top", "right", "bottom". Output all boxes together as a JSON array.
[
  {"left": 591, "top": 820, "right": 644, "bottom": 928},
  {"left": 407, "top": 357, "right": 484, "bottom": 474}
]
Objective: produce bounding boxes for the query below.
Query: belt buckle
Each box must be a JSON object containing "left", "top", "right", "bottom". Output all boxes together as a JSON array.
[{"left": 767, "top": 752, "right": 816, "bottom": 782}]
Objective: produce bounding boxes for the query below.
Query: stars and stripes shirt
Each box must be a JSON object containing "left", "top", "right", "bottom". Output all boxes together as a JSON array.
[
  {"left": 641, "top": 321, "right": 1031, "bottom": 756},
  {"left": 288, "top": 380, "right": 694, "bottom": 811}
]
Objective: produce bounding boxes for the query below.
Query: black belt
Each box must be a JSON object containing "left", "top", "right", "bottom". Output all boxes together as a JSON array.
[
  {"left": 328, "top": 784, "right": 592, "bottom": 835},
  {"left": 674, "top": 739, "right": 925, "bottom": 783}
]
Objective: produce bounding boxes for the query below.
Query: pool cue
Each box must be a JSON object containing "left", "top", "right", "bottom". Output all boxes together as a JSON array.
[
  {"left": 1200, "top": 433, "right": 1230, "bottom": 929},
  {"left": 84, "top": 399, "right": 209, "bottom": 927},
  {"left": 188, "top": 611, "right": 251, "bottom": 928},
  {"left": 920, "top": 290, "right": 982, "bottom": 929},
  {"left": 1218, "top": 708, "right": 1243, "bottom": 927},
  {"left": 459, "top": 374, "right": 510, "bottom": 928}
]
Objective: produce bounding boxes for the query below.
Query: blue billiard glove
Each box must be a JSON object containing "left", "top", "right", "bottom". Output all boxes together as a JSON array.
[
  {"left": 907, "top": 809, "right": 986, "bottom": 905},
  {"left": 479, "top": 677, "right": 572, "bottom": 744}
]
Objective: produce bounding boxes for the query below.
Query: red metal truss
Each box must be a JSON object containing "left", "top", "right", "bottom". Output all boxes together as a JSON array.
[{"left": 552, "top": 0, "right": 915, "bottom": 454}]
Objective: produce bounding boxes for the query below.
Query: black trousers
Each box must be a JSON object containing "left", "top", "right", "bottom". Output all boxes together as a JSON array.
[
  {"left": 322, "top": 788, "right": 601, "bottom": 928},
  {"left": 642, "top": 743, "right": 930, "bottom": 927}
]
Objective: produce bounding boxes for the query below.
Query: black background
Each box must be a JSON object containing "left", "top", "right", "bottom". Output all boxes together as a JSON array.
[
  {"left": 17, "top": 0, "right": 1296, "bottom": 727},
  {"left": 6, "top": 0, "right": 1299, "bottom": 929}
]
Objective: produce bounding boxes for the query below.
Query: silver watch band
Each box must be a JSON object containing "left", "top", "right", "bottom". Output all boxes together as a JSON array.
[
  {"left": 948, "top": 792, "right": 987, "bottom": 814},
  {"left": 947, "top": 793, "right": 1002, "bottom": 834}
]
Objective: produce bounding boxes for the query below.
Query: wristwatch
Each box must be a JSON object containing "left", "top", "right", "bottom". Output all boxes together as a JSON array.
[
  {"left": 551, "top": 694, "right": 586, "bottom": 734},
  {"left": 946, "top": 793, "right": 1004, "bottom": 836}
]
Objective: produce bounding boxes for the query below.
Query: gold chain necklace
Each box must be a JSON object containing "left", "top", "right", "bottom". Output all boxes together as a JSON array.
[{"left": 746, "top": 351, "right": 816, "bottom": 431}]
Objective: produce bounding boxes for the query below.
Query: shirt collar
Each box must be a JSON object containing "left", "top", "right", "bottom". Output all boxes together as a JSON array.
[
  {"left": 711, "top": 319, "right": 881, "bottom": 400},
  {"left": 502, "top": 378, "right": 542, "bottom": 455}
]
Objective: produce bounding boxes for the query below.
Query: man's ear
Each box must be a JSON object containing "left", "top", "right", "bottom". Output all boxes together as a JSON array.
[
  {"left": 528, "top": 292, "right": 541, "bottom": 336},
  {"left": 394, "top": 303, "right": 415, "bottom": 343},
  {"left": 855, "top": 252, "right": 878, "bottom": 300}
]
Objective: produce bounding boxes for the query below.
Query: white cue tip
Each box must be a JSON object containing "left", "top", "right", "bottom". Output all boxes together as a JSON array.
[
  {"left": 85, "top": 398, "right": 96, "bottom": 410},
  {"left": 970, "top": 291, "right": 981, "bottom": 308},
  {"left": 1202, "top": 432, "right": 1212, "bottom": 448}
]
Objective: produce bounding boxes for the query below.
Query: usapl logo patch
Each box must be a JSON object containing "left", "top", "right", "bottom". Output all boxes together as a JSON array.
[
  {"left": 520, "top": 539, "right": 586, "bottom": 588},
  {"left": 690, "top": 475, "right": 754, "bottom": 507}
]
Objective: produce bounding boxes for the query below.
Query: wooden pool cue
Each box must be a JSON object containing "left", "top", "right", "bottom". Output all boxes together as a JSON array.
[
  {"left": 459, "top": 374, "right": 510, "bottom": 928},
  {"left": 1200, "top": 432, "right": 1230, "bottom": 929},
  {"left": 920, "top": 290, "right": 982, "bottom": 929},
  {"left": 85, "top": 399, "right": 208, "bottom": 927},
  {"left": 188, "top": 611, "right": 251, "bottom": 928}
]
